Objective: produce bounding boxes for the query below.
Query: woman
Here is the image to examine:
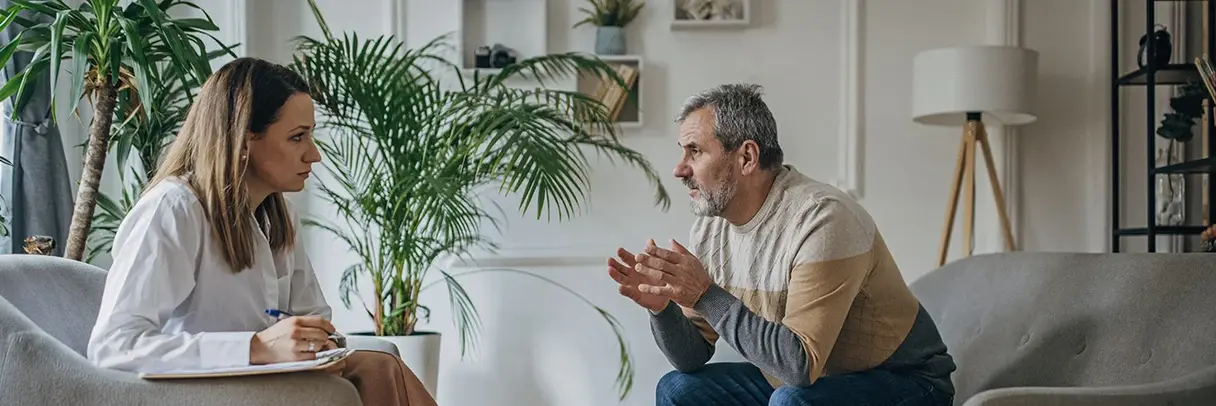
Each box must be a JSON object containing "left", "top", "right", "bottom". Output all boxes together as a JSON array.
[{"left": 86, "top": 57, "right": 438, "bottom": 406}]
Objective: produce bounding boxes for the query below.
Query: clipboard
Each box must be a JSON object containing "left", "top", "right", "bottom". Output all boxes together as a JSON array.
[{"left": 138, "top": 348, "right": 354, "bottom": 380}]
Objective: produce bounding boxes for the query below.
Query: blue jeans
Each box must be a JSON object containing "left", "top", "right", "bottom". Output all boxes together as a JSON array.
[{"left": 655, "top": 362, "right": 951, "bottom": 406}]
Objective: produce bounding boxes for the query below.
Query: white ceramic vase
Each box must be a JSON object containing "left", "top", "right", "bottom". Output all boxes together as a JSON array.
[{"left": 377, "top": 332, "right": 442, "bottom": 397}]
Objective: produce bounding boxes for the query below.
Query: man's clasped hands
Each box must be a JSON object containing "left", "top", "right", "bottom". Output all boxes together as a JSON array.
[{"left": 607, "top": 239, "right": 715, "bottom": 313}]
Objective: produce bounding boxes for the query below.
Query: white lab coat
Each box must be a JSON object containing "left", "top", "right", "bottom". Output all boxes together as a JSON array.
[{"left": 86, "top": 177, "right": 331, "bottom": 373}]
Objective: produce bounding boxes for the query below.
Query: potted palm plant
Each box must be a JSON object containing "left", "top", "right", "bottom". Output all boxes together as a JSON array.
[
  {"left": 292, "top": 0, "right": 667, "bottom": 399},
  {"left": 574, "top": 0, "right": 644, "bottom": 55},
  {"left": 0, "top": 0, "right": 228, "bottom": 261}
]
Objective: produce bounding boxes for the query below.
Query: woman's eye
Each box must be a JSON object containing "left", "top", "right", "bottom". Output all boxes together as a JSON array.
[{"left": 289, "top": 134, "right": 303, "bottom": 141}]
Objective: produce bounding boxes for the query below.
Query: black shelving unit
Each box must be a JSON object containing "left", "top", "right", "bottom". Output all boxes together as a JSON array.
[{"left": 1111, "top": 0, "right": 1216, "bottom": 252}]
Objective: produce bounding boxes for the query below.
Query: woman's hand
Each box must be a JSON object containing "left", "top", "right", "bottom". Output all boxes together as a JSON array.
[{"left": 249, "top": 316, "right": 336, "bottom": 364}]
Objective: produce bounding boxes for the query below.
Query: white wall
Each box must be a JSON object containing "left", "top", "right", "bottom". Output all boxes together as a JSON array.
[{"left": 43, "top": 0, "right": 1135, "bottom": 404}]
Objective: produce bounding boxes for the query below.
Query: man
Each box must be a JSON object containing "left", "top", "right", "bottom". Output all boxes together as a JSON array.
[{"left": 606, "top": 84, "right": 955, "bottom": 405}]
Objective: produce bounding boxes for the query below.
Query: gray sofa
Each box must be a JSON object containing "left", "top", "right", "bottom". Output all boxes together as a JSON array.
[
  {"left": 910, "top": 252, "right": 1216, "bottom": 406},
  {"left": 0, "top": 254, "right": 399, "bottom": 405}
]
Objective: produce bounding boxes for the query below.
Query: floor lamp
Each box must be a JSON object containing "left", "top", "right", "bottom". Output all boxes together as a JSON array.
[{"left": 911, "top": 45, "right": 1039, "bottom": 267}]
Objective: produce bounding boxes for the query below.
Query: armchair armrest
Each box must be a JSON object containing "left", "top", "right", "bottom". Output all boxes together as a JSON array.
[
  {"left": 344, "top": 335, "right": 400, "bottom": 357},
  {"left": 964, "top": 364, "right": 1216, "bottom": 406},
  {"left": 1, "top": 331, "right": 363, "bottom": 406}
]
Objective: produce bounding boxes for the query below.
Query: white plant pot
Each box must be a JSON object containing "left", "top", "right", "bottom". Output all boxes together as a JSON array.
[{"left": 378, "top": 332, "right": 442, "bottom": 396}]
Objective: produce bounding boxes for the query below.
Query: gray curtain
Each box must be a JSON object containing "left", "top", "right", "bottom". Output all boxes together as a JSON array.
[{"left": 1, "top": 1, "right": 74, "bottom": 255}]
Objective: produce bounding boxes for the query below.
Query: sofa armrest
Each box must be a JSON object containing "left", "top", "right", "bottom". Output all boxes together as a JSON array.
[
  {"left": 1, "top": 331, "right": 363, "bottom": 406},
  {"left": 345, "top": 335, "right": 400, "bottom": 357},
  {"left": 963, "top": 364, "right": 1216, "bottom": 406}
]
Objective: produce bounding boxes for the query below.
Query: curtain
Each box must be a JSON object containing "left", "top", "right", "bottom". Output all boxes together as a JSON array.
[{"left": 0, "top": 1, "right": 74, "bottom": 256}]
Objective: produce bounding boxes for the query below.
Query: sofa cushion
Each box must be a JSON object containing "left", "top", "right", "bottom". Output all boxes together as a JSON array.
[{"left": 909, "top": 252, "right": 1216, "bottom": 402}]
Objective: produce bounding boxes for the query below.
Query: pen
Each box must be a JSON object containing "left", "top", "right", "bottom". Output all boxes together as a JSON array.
[
  {"left": 265, "top": 308, "right": 293, "bottom": 320},
  {"left": 266, "top": 308, "right": 346, "bottom": 348}
]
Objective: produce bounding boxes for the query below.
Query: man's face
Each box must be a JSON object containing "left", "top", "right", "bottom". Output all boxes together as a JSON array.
[{"left": 673, "top": 108, "right": 737, "bottom": 217}]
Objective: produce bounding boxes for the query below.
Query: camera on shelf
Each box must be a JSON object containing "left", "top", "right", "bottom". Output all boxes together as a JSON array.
[{"left": 474, "top": 43, "right": 518, "bottom": 69}]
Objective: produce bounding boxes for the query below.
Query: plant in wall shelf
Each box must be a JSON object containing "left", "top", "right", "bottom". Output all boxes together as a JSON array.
[
  {"left": 574, "top": 0, "right": 644, "bottom": 55},
  {"left": 293, "top": 0, "right": 668, "bottom": 399},
  {"left": 0, "top": 0, "right": 231, "bottom": 261}
]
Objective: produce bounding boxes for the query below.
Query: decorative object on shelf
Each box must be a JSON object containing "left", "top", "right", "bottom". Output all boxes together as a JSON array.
[
  {"left": 574, "top": 0, "right": 644, "bottom": 55},
  {"left": 678, "top": 0, "right": 743, "bottom": 20},
  {"left": 473, "top": 44, "right": 518, "bottom": 69},
  {"left": 912, "top": 45, "right": 1039, "bottom": 267},
  {"left": 1156, "top": 141, "right": 1187, "bottom": 227},
  {"left": 1201, "top": 225, "right": 1216, "bottom": 252},
  {"left": 475, "top": 45, "right": 493, "bottom": 68},
  {"left": 1157, "top": 81, "right": 1207, "bottom": 143},
  {"left": 1138, "top": 24, "right": 1173, "bottom": 68},
  {"left": 22, "top": 236, "right": 55, "bottom": 256}
]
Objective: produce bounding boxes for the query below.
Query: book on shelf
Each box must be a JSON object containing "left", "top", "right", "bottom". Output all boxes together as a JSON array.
[
  {"left": 1195, "top": 54, "right": 1216, "bottom": 100},
  {"left": 591, "top": 64, "right": 638, "bottom": 121}
]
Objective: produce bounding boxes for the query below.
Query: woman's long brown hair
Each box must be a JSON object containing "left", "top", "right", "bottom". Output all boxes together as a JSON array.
[{"left": 149, "top": 57, "right": 311, "bottom": 272}]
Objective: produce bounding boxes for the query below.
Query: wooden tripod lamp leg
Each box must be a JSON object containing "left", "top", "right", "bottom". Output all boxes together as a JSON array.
[
  {"left": 977, "top": 123, "right": 1017, "bottom": 251},
  {"left": 937, "top": 122, "right": 976, "bottom": 267},
  {"left": 963, "top": 122, "right": 977, "bottom": 257}
]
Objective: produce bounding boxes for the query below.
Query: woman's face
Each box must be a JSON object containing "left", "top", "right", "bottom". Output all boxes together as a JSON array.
[{"left": 245, "top": 92, "right": 321, "bottom": 193}]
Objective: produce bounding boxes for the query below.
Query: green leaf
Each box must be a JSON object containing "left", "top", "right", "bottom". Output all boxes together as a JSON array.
[
  {"left": 0, "top": 32, "right": 25, "bottom": 76},
  {"left": 170, "top": 17, "right": 216, "bottom": 31},
  {"left": 113, "top": 129, "right": 133, "bottom": 177},
  {"left": 68, "top": 31, "right": 92, "bottom": 116},
  {"left": 47, "top": 9, "right": 70, "bottom": 122},
  {"left": 11, "top": 49, "right": 49, "bottom": 118},
  {"left": 0, "top": 70, "right": 28, "bottom": 107},
  {"left": 108, "top": 36, "right": 121, "bottom": 87},
  {"left": 118, "top": 16, "right": 154, "bottom": 118},
  {"left": 0, "top": 7, "right": 22, "bottom": 32},
  {"left": 8, "top": 0, "right": 58, "bottom": 16}
]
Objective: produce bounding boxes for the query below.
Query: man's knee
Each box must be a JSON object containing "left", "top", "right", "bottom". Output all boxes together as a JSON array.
[
  {"left": 768, "top": 386, "right": 811, "bottom": 406},
  {"left": 656, "top": 369, "right": 700, "bottom": 403}
]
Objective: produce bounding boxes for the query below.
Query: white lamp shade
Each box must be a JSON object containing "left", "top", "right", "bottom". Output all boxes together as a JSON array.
[{"left": 911, "top": 45, "right": 1039, "bottom": 127}]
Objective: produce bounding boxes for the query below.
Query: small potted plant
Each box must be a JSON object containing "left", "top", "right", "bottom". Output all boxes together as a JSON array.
[{"left": 574, "top": 0, "right": 644, "bottom": 55}]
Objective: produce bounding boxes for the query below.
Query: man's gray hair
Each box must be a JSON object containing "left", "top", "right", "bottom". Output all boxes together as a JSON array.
[{"left": 675, "top": 83, "right": 783, "bottom": 171}]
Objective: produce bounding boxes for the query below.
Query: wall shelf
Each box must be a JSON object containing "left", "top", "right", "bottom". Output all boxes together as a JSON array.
[
  {"left": 1110, "top": 0, "right": 1216, "bottom": 251},
  {"left": 461, "top": 0, "right": 546, "bottom": 71},
  {"left": 1117, "top": 63, "right": 1202, "bottom": 85}
]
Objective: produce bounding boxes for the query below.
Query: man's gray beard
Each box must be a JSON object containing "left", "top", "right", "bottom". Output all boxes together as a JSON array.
[{"left": 689, "top": 179, "right": 737, "bottom": 217}]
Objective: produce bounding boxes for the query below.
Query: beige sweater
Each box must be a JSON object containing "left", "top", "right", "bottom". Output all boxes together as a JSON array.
[{"left": 649, "top": 165, "right": 955, "bottom": 393}]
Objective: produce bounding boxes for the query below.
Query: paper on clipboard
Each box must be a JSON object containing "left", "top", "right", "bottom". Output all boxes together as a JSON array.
[{"left": 138, "top": 348, "right": 355, "bottom": 380}]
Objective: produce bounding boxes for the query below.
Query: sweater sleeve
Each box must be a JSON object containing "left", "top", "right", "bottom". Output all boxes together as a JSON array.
[
  {"left": 691, "top": 198, "right": 872, "bottom": 387},
  {"left": 648, "top": 301, "right": 717, "bottom": 372}
]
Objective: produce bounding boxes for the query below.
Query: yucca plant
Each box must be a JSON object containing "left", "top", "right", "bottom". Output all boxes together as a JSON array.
[
  {"left": 574, "top": 0, "right": 645, "bottom": 28},
  {"left": 292, "top": 0, "right": 667, "bottom": 400},
  {"left": 0, "top": 0, "right": 230, "bottom": 260},
  {"left": 86, "top": 55, "right": 232, "bottom": 264}
]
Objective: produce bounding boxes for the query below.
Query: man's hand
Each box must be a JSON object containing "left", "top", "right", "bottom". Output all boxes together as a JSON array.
[
  {"left": 634, "top": 239, "right": 714, "bottom": 308},
  {"left": 607, "top": 247, "right": 671, "bottom": 313}
]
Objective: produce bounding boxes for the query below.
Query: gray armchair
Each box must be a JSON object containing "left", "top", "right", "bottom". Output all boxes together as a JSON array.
[
  {"left": 910, "top": 252, "right": 1216, "bottom": 406},
  {"left": 0, "top": 254, "right": 397, "bottom": 406}
]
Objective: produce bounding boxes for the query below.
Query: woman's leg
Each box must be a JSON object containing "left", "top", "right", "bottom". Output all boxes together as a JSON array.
[{"left": 341, "top": 350, "right": 438, "bottom": 406}]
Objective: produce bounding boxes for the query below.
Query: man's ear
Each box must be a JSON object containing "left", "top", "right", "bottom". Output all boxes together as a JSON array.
[{"left": 738, "top": 140, "right": 761, "bottom": 175}]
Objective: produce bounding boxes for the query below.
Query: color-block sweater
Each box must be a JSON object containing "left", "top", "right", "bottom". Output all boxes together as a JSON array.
[{"left": 650, "top": 165, "right": 956, "bottom": 394}]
